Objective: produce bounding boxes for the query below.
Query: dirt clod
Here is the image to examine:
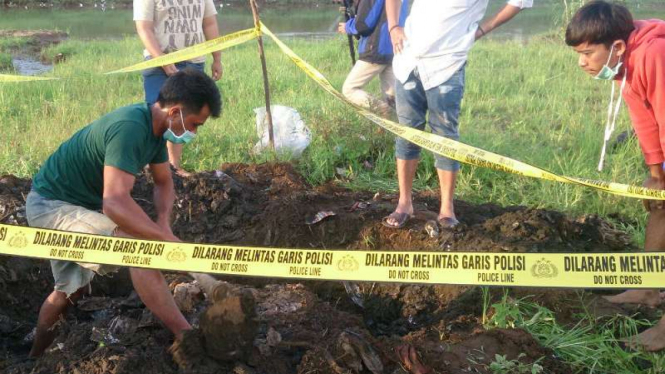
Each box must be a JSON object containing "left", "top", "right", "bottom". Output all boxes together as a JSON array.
[{"left": 0, "top": 164, "right": 642, "bottom": 373}]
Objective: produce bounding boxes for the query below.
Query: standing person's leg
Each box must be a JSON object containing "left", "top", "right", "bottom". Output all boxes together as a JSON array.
[
  {"left": 343, "top": 60, "right": 388, "bottom": 113},
  {"left": 142, "top": 66, "right": 169, "bottom": 106},
  {"left": 623, "top": 202, "right": 665, "bottom": 351},
  {"left": 384, "top": 71, "right": 428, "bottom": 228},
  {"left": 425, "top": 66, "right": 465, "bottom": 227},
  {"left": 165, "top": 62, "right": 206, "bottom": 174},
  {"left": 379, "top": 64, "right": 396, "bottom": 115},
  {"left": 604, "top": 207, "right": 665, "bottom": 307},
  {"left": 142, "top": 61, "right": 207, "bottom": 173}
]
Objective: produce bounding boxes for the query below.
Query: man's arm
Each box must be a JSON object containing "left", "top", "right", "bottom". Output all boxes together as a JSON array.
[
  {"left": 385, "top": 0, "right": 405, "bottom": 54},
  {"left": 649, "top": 40, "right": 665, "bottom": 173},
  {"left": 349, "top": 0, "right": 380, "bottom": 37},
  {"left": 202, "top": 15, "right": 223, "bottom": 81},
  {"left": 150, "top": 162, "right": 176, "bottom": 232},
  {"left": 135, "top": 20, "right": 178, "bottom": 76},
  {"left": 102, "top": 166, "right": 179, "bottom": 241},
  {"left": 475, "top": 4, "right": 525, "bottom": 41}
]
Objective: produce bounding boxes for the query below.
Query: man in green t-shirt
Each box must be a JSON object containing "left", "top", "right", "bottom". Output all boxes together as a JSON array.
[{"left": 25, "top": 68, "right": 221, "bottom": 357}]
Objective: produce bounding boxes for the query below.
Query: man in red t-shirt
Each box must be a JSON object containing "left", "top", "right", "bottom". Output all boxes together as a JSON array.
[{"left": 566, "top": 1, "right": 665, "bottom": 351}]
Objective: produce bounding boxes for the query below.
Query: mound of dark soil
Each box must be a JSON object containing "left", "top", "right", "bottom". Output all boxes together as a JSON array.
[{"left": 0, "top": 164, "right": 642, "bottom": 374}]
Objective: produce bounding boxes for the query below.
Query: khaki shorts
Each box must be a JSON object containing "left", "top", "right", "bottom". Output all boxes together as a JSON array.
[{"left": 26, "top": 191, "right": 120, "bottom": 297}]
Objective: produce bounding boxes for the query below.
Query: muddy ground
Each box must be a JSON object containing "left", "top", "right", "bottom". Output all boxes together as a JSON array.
[
  {"left": 0, "top": 163, "right": 656, "bottom": 374},
  {"left": 0, "top": 30, "right": 69, "bottom": 64}
]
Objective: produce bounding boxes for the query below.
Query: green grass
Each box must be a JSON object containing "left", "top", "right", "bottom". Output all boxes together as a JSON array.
[
  {"left": 0, "top": 53, "right": 13, "bottom": 71},
  {"left": 0, "top": 33, "right": 655, "bottom": 242},
  {"left": 2, "top": 17, "right": 665, "bottom": 372},
  {"left": 0, "top": 36, "right": 31, "bottom": 52},
  {"left": 484, "top": 290, "right": 665, "bottom": 374}
]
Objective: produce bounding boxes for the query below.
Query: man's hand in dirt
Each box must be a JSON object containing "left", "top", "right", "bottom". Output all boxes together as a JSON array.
[
  {"left": 211, "top": 60, "right": 223, "bottom": 81},
  {"left": 390, "top": 26, "right": 406, "bottom": 54},
  {"left": 643, "top": 176, "right": 665, "bottom": 211},
  {"left": 161, "top": 64, "right": 178, "bottom": 76}
]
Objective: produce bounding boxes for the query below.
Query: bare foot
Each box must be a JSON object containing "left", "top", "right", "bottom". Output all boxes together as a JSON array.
[
  {"left": 626, "top": 318, "right": 665, "bottom": 352},
  {"left": 603, "top": 290, "right": 663, "bottom": 307}
]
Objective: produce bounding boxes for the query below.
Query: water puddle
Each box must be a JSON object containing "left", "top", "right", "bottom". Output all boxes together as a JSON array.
[{"left": 12, "top": 55, "right": 52, "bottom": 76}]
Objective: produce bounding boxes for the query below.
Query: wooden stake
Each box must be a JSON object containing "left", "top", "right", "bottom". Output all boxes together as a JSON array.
[{"left": 249, "top": 0, "right": 275, "bottom": 151}]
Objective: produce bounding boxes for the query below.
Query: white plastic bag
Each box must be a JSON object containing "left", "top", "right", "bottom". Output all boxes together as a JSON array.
[{"left": 253, "top": 105, "right": 312, "bottom": 157}]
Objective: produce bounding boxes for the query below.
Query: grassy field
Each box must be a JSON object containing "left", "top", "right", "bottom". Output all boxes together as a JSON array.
[
  {"left": 2, "top": 16, "right": 665, "bottom": 372},
  {"left": 483, "top": 289, "right": 665, "bottom": 374},
  {"left": 0, "top": 30, "right": 653, "bottom": 242}
]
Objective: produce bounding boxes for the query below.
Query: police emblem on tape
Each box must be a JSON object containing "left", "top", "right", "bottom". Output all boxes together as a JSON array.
[
  {"left": 166, "top": 247, "right": 187, "bottom": 263},
  {"left": 8, "top": 232, "right": 27, "bottom": 249},
  {"left": 337, "top": 255, "right": 359, "bottom": 271},
  {"left": 531, "top": 258, "right": 558, "bottom": 278}
]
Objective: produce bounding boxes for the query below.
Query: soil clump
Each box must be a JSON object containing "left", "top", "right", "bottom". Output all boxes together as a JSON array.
[{"left": 0, "top": 164, "right": 645, "bottom": 373}]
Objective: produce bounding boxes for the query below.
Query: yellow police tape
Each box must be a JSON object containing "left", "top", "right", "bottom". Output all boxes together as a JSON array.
[
  {"left": 3, "top": 22, "right": 665, "bottom": 201},
  {"left": 106, "top": 28, "right": 259, "bottom": 74},
  {"left": 260, "top": 23, "right": 665, "bottom": 201},
  {"left": 0, "top": 27, "right": 258, "bottom": 82},
  {"left": 1, "top": 223, "right": 663, "bottom": 288},
  {"left": 0, "top": 74, "right": 59, "bottom": 82}
]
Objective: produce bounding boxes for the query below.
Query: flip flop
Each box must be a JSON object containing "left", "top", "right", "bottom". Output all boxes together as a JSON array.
[
  {"left": 382, "top": 212, "right": 413, "bottom": 229},
  {"left": 437, "top": 216, "right": 459, "bottom": 229}
]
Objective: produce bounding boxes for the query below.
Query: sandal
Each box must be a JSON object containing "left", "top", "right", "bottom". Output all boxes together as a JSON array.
[
  {"left": 437, "top": 216, "right": 459, "bottom": 229},
  {"left": 382, "top": 212, "right": 413, "bottom": 229}
]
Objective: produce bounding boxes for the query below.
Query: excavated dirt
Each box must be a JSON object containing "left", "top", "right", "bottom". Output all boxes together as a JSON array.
[{"left": 0, "top": 163, "right": 650, "bottom": 374}]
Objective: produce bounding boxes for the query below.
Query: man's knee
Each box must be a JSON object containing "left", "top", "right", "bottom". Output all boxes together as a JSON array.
[
  {"left": 342, "top": 81, "right": 357, "bottom": 99},
  {"left": 45, "top": 286, "right": 86, "bottom": 310}
]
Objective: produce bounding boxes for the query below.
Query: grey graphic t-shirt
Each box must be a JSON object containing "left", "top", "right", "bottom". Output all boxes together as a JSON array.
[{"left": 134, "top": 0, "right": 217, "bottom": 63}]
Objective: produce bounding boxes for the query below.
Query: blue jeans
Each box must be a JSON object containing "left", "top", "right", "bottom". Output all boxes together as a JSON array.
[
  {"left": 141, "top": 60, "right": 205, "bottom": 105},
  {"left": 394, "top": 65, "right": 465, "bottom": 171}
]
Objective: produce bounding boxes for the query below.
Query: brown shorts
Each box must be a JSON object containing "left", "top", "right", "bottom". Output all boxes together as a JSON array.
[{"left": 25, "top": 191, "right": 119, "bottom": 297}]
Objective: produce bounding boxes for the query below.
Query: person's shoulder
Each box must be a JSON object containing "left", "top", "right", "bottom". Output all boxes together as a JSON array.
[
  {"left": 99, "top": 104, "right": 152, "bottom": 133},
  {"left": 109, "top": 103, "right": 151, "bottom": 122},
  {"left": 637, "top": 37, "right": 665, "bottom": 71},
  {"left": 645, "top": 37, "right": 665, "bottom": 54}
]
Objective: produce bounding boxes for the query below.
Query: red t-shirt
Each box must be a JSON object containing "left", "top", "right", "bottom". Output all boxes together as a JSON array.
[{"left": 621, "top": 20, "right": 665, "bottom": 165}]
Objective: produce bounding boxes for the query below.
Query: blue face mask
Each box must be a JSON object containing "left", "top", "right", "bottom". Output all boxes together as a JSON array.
[
  {"left": 163, "top": 109, "right": 196, "bottom": 144},
  {"left": 594, "top": 45, "right": 623, "bottom": 81}
]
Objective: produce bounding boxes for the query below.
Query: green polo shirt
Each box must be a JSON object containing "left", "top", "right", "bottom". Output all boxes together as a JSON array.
[{"left": 32, "top": 103, "right": 168, "bottom": 210}]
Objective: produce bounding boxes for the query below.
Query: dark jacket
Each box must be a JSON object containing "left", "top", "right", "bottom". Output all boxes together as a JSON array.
[{"left": 344, "top": 0, "right": 393, "bottom": 65}]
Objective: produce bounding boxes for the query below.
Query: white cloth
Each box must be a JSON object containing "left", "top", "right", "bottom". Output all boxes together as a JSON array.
[
  {"left": 393, "top": 0, "right": 532, "bottom": 90},
  {"left": 134, "top": 0, "right": 217, "bottom": 64}
]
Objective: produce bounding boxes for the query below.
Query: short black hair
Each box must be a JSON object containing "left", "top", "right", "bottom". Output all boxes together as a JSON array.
[
  {"left": 565, "top": 1, "right": 635, "bottom": 47},
  {"left": 157, "top": 68, "right": 222, "bottom": 118}
]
